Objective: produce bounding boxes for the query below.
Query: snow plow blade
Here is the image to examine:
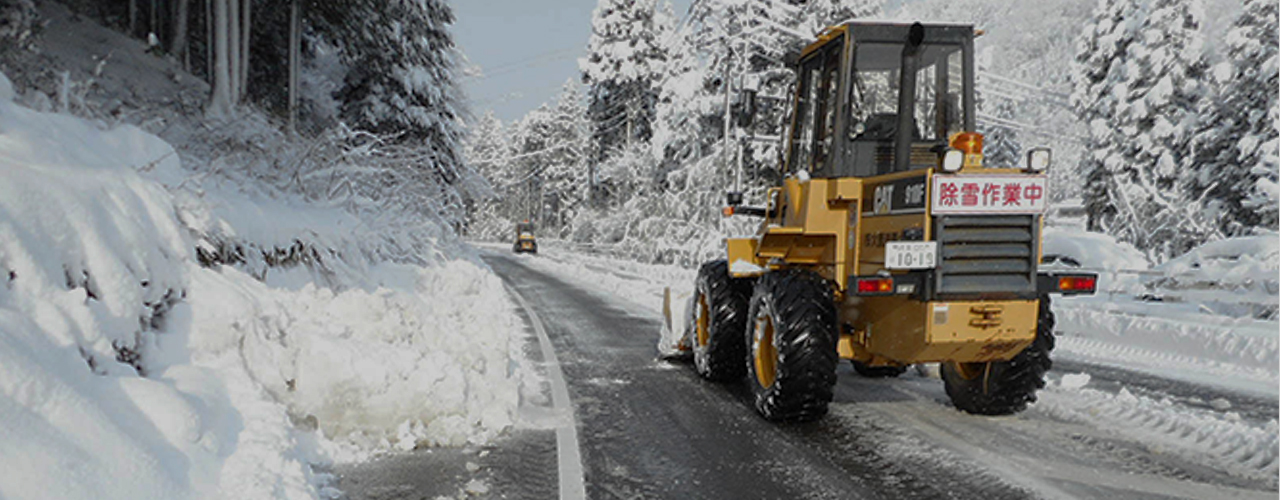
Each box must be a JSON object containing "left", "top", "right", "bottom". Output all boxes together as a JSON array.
[{"left": 658, "top": 286, "right": 692, "bottom": 359}]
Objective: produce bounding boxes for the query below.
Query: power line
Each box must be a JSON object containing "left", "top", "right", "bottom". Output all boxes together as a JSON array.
[
  {"left": 977, "top": 112, "right": 1086, "bottom": 144},
  {"left": 977, "top": 70, "right": 1071, "bottom": 100}
]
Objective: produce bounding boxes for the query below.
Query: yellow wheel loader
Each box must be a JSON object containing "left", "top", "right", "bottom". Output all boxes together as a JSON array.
[
  {"left": 513, "top": 220, "right": 538, "bottom": 254},
  {"left": 675, "top": 22, "right": 1097, "bottom": 421}
]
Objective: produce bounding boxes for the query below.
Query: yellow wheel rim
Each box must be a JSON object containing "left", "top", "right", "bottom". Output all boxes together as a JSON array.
[
  {"left": 753, "top": 314, "right": 778, "bottom": 388},
  {"left": 696, "top": 294, "right": 710, "bottom": 348},
  {"left": 952, "top": 361, "right": 989, "bottom": 381}
]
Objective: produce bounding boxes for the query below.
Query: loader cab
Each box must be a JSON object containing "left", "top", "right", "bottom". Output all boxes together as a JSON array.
[{"left": 785, "top": 22, "right": 976, "bottom": 179}]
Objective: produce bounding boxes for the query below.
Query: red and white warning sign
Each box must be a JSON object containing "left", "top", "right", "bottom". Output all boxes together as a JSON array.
[{"left": 931, "top": 175, "right": 1048, "bottom": 214}]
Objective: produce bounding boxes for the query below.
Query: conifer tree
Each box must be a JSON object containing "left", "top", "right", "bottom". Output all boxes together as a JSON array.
[
  {"left": 983, "top": 100, "right": 1022, "bottom": 169},
  {"left": 580, "top": 0, "right": 669, "bottom": 163},
  {"left": 1073, "top": 0, "right": 1213, "bottom": 260},
  {"left": 1187, "top": 0, "right": 1279, "bottom": 234}
]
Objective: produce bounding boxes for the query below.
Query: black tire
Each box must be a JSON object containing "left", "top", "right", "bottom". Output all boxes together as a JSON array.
[
  {"left": 941, "top": 295, "right": 1056, "bottom": 415},
  {"left": 688, "top": 260, "right": 753, "bottom": 381},
  {"left": 745, "top": 269, "right": 839, "bottom": 422},
  {"left": 851, "top": 361, "right": 907, "bottom": 378}
]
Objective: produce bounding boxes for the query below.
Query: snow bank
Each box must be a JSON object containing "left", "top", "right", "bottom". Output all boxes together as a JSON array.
[
  {"left": 1146, "top": 235, "right": 1280, "bottom": 318},
  {"left": 187, "top": 260, "right": 523, "bottom": 452},
  {"left": 1053, "top": 301, "right": 1278, "bottom": 396},
  {"left": 0, "top": 89, "right": 274, "bottom": 500},
  {"left": 0, "top": 75, "right": 525, "bottom": 499},
  {"left": 1038, "top": 383, "right": 1278, "bottom": 487}
]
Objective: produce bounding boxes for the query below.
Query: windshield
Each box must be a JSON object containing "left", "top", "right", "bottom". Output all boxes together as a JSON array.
[{"left": 848, "top": 42, "right": 966, "bottom": 142}]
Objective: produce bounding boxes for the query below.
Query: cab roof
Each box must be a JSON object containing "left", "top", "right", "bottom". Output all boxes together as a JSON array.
[{"left": 800, "top": 22, "right": 976, "bottom": 59}]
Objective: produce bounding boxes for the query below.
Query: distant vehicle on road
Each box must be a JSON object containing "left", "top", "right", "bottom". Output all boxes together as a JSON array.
[{"left": 513, "top": 221, "right": 537, "bottom": 254}]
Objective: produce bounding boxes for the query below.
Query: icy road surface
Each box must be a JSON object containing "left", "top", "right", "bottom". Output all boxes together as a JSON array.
[{"left": 342, "top": 244, "right": 1277, "bottom": 499}]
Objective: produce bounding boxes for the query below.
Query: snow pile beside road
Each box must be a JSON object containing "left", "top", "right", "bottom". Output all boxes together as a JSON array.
[
  {"left": 188, "top": 260, "right": 523, "bottom": 452},
  {"left": 0, "top": 74, "right": 525, "bottom": 499},
  {"left": 1040, "top": 226, "right": 1278, "bottom": 396},
  {"left": 1039, "top": 381, "right": 1278, "bottom": 487},
  {"left": 1053, "top": 300, "right": 1278, "bottom": 395},
  {"left": 1146, "top": 235, "right": 1280, "bottom": 319}
]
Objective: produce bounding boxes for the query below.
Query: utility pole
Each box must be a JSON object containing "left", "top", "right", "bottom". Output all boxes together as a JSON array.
[
  {"left": 287, "top": 0, "right": 299, "bottom": 134},
  {"left": 733, "top": 54, "right": 743, "bottom": 194},
  {"left": 722, "top": 51, "right": 733, "bottom": 188},
  {"left": 588, "top": 159, "right": 596, "bottom": 208},
  {"left": 206, "top": 0, "right": 214, "bottom": 82},
  {"left": 625, "top": 99, "right": 633, "bottom": 149}
]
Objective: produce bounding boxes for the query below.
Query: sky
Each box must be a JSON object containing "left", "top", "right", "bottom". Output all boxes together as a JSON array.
[
  {"left": 451, "top": 0, "right": 917, "bottom": 126},
  {"left": 451, "top": 0, "right": 691, "bottom": 125}
]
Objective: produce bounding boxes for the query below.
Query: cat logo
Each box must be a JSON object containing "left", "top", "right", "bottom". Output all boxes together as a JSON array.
[
  {"left": 873, "top": 184, "right": 893, "bottom": 214},
  {"left": 866, "top": 176, "right": 927, "bottom": 215}
]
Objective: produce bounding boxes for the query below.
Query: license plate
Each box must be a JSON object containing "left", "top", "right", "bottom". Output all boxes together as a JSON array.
[{"left": 885, "top": 241, "right": 937, "bottom": 270}]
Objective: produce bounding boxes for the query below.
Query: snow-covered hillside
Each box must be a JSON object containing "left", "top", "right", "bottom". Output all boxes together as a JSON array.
[{"left": 0, "top": 69, "right": 528, "bottom": 499}]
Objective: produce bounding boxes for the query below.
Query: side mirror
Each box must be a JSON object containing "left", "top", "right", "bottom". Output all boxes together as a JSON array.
[{"left": 726, "top": 191, "right": 744, "bottom": 206}]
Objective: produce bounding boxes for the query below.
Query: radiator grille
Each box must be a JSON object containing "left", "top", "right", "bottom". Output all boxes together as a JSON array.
[{"left": 934, "top": 215, "right": 1039, "bottom": 296}]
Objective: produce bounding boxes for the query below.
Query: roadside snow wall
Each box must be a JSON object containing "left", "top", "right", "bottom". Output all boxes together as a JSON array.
[{"left": 0, "top": 72, "right": 524, "bottom": 500}]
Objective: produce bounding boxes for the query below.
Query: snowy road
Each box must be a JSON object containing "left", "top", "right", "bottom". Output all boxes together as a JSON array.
[
  {"left": 339, "top": 247, "right": 1277, "bottom": 499},
  {"left": 480, "top": 249, "right": 1277, "bottom": 500},
  {"left": 482, "top": 251, "right": 1029, "bottom": 500}
]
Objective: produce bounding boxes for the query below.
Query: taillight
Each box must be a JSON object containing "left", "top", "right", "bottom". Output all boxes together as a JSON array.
[
  {"left": 1037, "top": 272, "right": 1099, "bottom": 296},
  {"left": 855, "top": 277, "right": 894, "bottom": 295},
  {"left": 1058, "top": 275, "right": 1096, "bottom": 293}
]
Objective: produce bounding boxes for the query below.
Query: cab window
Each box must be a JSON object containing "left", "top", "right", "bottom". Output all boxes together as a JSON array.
[{"left": 787, "top": 36, "right": 843, "bottom": 175}]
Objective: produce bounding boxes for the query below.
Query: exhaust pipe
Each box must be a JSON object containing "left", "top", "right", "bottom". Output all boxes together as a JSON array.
[{"left": 894, "top": 23, "right": 926, "bottom": 173}]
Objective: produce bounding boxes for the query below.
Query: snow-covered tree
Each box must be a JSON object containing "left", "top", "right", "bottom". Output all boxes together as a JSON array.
[
  {"left": 983, "top": 100, "right": 1022, "bottom": 168},
  {"left": 315, "top": 1, "right": 465, "bottom": 147},
  {"left": 508, "top": 105, "right": 555, "bottom": 223},
  {"left": 543, "top": 80, "right": 590, "bottom": 231},
  {"left": 1187, "top": 0, "right": 1279, "bottom": 234},
  {"left": 580, "top": 0, "right": 670, "bottom": 163},
  {"left": 651, "top": 13, "right": 702, "bottom": 169},
  {"left": 803, "top": 0, "right": 883, "bottom": 32},
  {"left": 1073, "top": 0, "right": 1139, "bottom": 232},
  {"left": 1073, "top": 0, "right": 1215, "bottom": 260},
  {"left": 304, "top": 0, "right": 472, "bottom": 218},
  {"left": 464, "top": 110, "right": 509, "bottom": 186},
  {"left": 674, "top": 0, "right": 807, "bottom": 186}
]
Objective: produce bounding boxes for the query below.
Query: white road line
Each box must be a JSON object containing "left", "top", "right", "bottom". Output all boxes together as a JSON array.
[{"left": 505, "top": 283, "right": 587, "bottom": 500}]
